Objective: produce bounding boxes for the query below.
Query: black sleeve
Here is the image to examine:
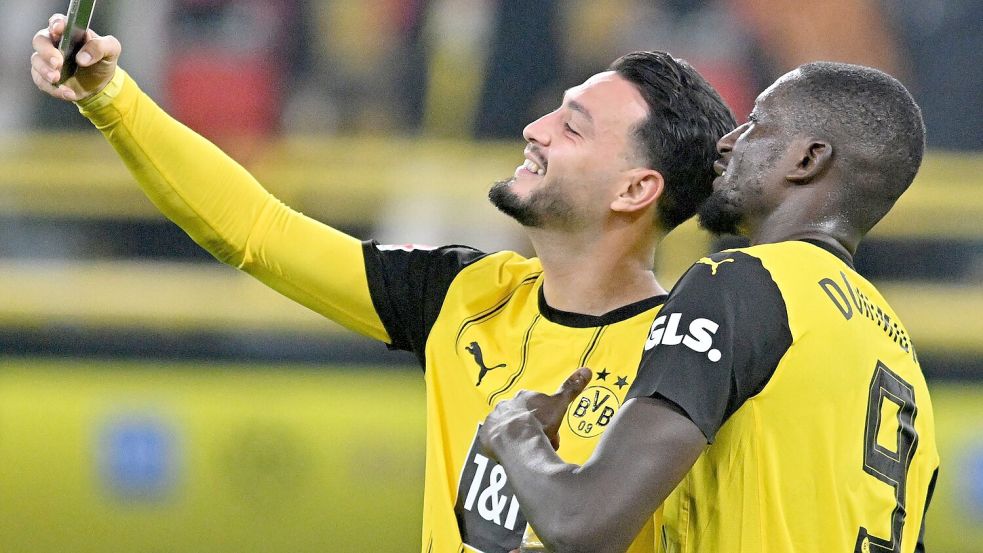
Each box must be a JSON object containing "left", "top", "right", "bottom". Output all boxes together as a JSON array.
[
  {"left": 626, "top": 251, "right": 792, "bottom": 442},
  {"left": 914, "top": 467, "right": 939, "bottom": 553},
  {"left": 361, "top": 241, "right": 488, "bottom": 366}
]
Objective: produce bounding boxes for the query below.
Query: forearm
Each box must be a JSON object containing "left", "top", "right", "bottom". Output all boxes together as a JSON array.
[
  {"left": 78, "top": 69, "right": 272, "bottom": 266},
  {"left": 484, "top": 398, "right": 704, "bottom": 553},
  {"left": 76, "top": 70, "right": 389, "bottom": 340},
  {"left": 485, "top": 417, "right": 620, "bottom": 553}
]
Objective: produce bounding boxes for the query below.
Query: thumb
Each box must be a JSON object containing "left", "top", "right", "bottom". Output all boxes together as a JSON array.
[{"left": 553, "top": 367, "right": 592, "bottom": 404}]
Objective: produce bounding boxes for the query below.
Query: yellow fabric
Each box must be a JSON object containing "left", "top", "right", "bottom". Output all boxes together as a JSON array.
[
  {"left": 420, "top": 251, "right": 662, "bottom": 553},
  {"left": 660, "top": 242, "right": 939, "bottom": 553},
  {"left": 76, "top": 71, "right": 665, "bottom": 552},
  {"left": 77, "top": 70, "right": 389, "bottom": 342}
]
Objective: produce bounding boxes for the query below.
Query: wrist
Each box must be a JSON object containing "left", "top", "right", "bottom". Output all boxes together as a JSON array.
[{"left": 76, "top": 68, "right": 127, "bottom": 111}]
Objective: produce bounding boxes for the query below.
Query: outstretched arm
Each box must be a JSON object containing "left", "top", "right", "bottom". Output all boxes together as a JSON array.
[
  {"left": 30, "top": 15, "right": 389, "bottom": 342},
  {"left": 480, "top": 370, "right": 706, "bottom": 553}
]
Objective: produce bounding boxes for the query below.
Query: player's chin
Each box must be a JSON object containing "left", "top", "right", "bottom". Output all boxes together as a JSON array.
[
  {"left": 513, "top": 171, "right": 550, "bottom": 196},
  {"left": 489, "top": 181, "right": 536, "bottom": 223},
  {"left": 697, "top": 194, "right": 742, "bottom": 236}
]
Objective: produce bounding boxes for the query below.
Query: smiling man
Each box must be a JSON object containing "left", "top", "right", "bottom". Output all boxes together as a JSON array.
[
  {"left": 480, "top": 62, "right": 940, "bottom": 553},
  {"left": 30, "top": 13, "right": 735, "bottom": 553}
]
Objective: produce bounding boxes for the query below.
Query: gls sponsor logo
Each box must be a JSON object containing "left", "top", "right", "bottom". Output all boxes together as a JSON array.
[{"left": 644, "top": 313, "right": 722, "bottom": 362}]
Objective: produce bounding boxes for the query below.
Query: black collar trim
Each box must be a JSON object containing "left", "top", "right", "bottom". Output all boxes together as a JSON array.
[
  {"left": 538, "top": 285, "right": 667, "bottom": 328},
  {"left": 799, "top": 239, "right": 855, "bottom": 269}
]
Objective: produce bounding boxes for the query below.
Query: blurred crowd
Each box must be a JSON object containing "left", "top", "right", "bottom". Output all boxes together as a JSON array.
[{"left": 3, "top": 0, "right": 980, "bottom": 149}]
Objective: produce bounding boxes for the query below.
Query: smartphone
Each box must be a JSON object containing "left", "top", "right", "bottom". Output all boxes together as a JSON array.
[{"left": 57, "top": 0, "right": 98, "bottom": 85}]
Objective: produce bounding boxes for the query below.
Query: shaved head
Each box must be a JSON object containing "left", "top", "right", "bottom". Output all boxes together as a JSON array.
[{"left": 773, "top": 62, "right": 925, "bottom": 233}]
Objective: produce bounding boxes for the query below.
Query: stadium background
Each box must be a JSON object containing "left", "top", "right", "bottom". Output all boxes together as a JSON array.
[{"left": 1, "top": 0, "right": 980, "bottom": 551}]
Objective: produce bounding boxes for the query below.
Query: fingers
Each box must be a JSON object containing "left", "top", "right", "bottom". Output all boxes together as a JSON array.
[
  {"left": 33, "top": 14, "right": 67, "bottom": 71},
  {"left": 30, "top": 52, "right": 60, "bottom": 85},
  {"left": 48, "top": 13, "right": 66, "bottom": 41},
  {"left": 553, "top": 367, "right": 592, "bottom": 404},
  {"left": 30, "top": 65, "right": 68, "bottom": 100},
  {"left": 49, "top": 13, "right": 66, "bottom": 33},
  {"left": 30, "top": 56, "right": 78, "bottom": 101},
  {"left": 32, "top": 28, "right": 63, "bottom": 68},
  {"left": 75, "top": 34, "right": 120, "bottom": 67},
  {"left": 31, "top": 69, "right": 78, "bottom": 101}
]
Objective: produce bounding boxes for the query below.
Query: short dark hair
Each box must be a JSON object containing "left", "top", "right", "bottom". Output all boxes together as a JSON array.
[
  {"left": 609, "top": 52, "right": 736, "bottom": 231},
  {"left": 779, "top": 62, "right": 925, "bottom": 232}
]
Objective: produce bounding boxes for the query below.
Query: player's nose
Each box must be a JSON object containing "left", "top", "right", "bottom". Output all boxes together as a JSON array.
[
  {"left": 716, "top": 124, "right": 743, "bottom": 156},
  {"left": 522, "top": 112, "right": 552, "bottom": 147}
]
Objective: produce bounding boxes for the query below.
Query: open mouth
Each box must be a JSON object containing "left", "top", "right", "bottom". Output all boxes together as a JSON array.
[
  {"left": 713, "top": 160, "right": 728, "bottom": 177},
  {"left": 521, "top": 158, "right": 546, "bottom": 176}
]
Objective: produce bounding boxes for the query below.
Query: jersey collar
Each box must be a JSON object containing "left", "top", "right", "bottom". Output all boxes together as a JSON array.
[
  {"left": 538, "top": 285, "right": 667, "bottom": 328},
  {"left": 799, "top": 239, "right": 856, "bottom": 269}
]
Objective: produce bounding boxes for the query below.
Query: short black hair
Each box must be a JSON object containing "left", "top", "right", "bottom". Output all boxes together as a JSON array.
[
  {"left": 779, "top": 62, "right": 925, "bottom": 232},
  {"left": 609, "top": 52, "right": 736, "bottom": 231}
]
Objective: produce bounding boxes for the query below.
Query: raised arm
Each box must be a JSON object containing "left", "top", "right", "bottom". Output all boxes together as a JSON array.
[{"left": 30, "top": 15, "right": 389, "bottom": 342}]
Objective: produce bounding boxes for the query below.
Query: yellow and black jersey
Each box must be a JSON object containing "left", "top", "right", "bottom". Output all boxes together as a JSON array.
[
  {"left": 78, "top": 71, "right": 668, "bottom": 553},
  {"left": 362, "top": 242, "right": 667, "bottom": 553},
  {"left": 628, "top": 240, "right": 940, "bottom": 553}
]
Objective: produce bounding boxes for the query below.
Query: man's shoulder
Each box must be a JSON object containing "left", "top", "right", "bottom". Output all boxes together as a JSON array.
[
  {"left": 450, "top": 250, "right": 544, "bottom": 289},
  {"left": 692, "top": 240, "right": 849, "bottom": 289}
]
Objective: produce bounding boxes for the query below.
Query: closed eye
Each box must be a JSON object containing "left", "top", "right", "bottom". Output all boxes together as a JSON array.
[{"left": 564, "top": 122, "right": 580, "bottom": 137}]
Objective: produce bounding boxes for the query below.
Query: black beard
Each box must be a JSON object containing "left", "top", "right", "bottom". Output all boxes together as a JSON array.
[
  {"left": 697, "top": 190, "right": 743, "bottom": 236},
  {"left": 488, "top": 178, "right": 577, "bottom": 230},
  {"left": 489, "top": 179, "right": 544, "bottom": 227}
]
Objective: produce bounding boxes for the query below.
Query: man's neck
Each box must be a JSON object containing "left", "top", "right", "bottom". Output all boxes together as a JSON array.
[
  {"left": 529, "top": 227, "right": 666, "bottom": 316},
  {"left": 747, "top": 207, "right": 860, "bottom": 258}
]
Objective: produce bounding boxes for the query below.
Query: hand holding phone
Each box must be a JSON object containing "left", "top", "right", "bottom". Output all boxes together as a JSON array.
[
  {"left": 57, "top": 0, "right": 98, "bottom": 84},
  {"left": 30, "top": 3, "right": 119, "bottom": 103}
]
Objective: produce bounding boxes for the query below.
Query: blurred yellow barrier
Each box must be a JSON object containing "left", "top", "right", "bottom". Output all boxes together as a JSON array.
[
  {"left": 0, "top": 360, "right": 979, "bottom": 552},
  {"left": 0, "top": 134, "right": 980, "bottom": 238},
  {"left": 0, "top": 258, "right": 976, "bottom": 355},
  {"left": 0, "top": 134, "right": 979, "bottom": 358},
  {"left": 0, "top": 360, "right": 426, "bottom": 553},
  {"left": 0, "top": 259, "right": 342, "bottom": 334}
]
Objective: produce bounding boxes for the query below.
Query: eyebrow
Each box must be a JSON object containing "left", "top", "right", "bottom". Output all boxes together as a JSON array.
[{"left": 564, "top": 96, "right": 594, "bottom": 125}]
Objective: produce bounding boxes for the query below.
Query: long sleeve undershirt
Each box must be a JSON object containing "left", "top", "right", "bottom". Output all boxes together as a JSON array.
[{"left": 77, "top": 69, "right": 390, "bottom": 343}]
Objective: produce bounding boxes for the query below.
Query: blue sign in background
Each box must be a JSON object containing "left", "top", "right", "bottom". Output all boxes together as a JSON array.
[{"left": 99, "top": 415, "right": 178, "bottom": 500}]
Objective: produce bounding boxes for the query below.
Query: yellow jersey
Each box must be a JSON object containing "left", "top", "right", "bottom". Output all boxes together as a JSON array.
[
  {"left": 363, "top": 243, "right": 666, "bottom": 552},
  {"left": 79, "top": 70, "right": 667, "bottom": 553},
  {"left": 628, "top": 240, "right": 940, "bottom": 553}
]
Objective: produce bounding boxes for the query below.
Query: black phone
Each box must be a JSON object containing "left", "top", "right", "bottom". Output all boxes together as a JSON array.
[{"left": 57, "top": 0, "right": 98, "bottom": 85}]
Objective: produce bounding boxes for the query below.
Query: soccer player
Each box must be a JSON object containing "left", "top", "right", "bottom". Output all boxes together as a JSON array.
[
  {"left": 480, "top": 62, "right": 940, "bottom": 553},
  {"left": 30, "top": 14, "right": 735, "bottom": 553}
]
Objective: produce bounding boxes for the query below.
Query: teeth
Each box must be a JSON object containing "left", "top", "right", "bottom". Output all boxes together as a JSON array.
[{"left": 523, "top": 159, "right": 547, "bottom": 176}]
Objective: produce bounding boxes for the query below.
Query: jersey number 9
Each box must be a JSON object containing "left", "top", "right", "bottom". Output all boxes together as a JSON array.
[{"left": 855, "top": 361, "right": 918, "bottom": 553}]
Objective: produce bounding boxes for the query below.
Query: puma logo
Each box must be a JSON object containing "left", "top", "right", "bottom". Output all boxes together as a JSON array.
[
  {"left": 465, "top": 342, "right": 506, "bottom": 386},
  {"left": 697, "top": 257, "right": 734, "bottom": 275}
]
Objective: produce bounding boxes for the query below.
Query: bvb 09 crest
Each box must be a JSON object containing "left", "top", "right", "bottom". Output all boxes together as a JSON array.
[{"left": 565, "top": 382, "right": 622, "bottom": 439}]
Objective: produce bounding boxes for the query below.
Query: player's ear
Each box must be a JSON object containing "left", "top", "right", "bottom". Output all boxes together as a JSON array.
[
  {"left": 611, "top": 169, "right": 664, "bottom": 213},
  {"left": 787, "top": 139, "right": 832, "bottom": 184}
]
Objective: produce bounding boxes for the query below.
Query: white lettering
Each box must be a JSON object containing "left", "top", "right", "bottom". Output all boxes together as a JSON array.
[
  {"left": 477, "top": 464, "right": 509, "bottom": 524},
  {"left": 662, "top": 313, "right": 685, "bottom": 345},
  {"left": 645, "top": 315, "right": 667, "bottom": 350},
  {"left": 644, "top": 313, "right": 723, "bottom": 362},
  {"left": 504, "top": 496, "right": 521, "bottom": 531},
  {"left": 463, "top": 454, "right": 489, "bottom": 511},
  {"left": 683, "top": 318, "right": 719, "bottom": 353}
]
